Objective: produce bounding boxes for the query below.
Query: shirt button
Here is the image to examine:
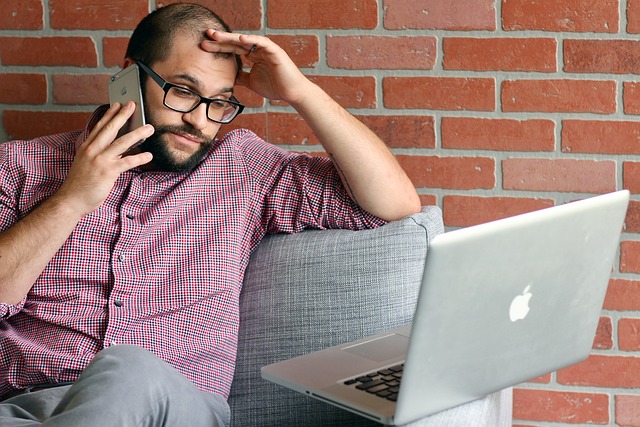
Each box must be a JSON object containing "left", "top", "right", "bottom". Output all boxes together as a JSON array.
[
  {"left": 126, "top": 214, "right": 134, "bottom": 220},
  {"left": 114, "top": 300, "right": 123, "bottom": 307},
  {"left": 118, "top": 254, "right": 125, "bottom": 262}
]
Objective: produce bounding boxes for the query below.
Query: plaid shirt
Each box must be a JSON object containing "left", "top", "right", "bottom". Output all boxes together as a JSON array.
[{"left": 0, "top": 106, "right": 384, "bottom": 399}]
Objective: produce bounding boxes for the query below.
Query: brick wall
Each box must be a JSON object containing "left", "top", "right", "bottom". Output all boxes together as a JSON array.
[{"left": 2, "top": 0, "right": 640, "bottom": 425}]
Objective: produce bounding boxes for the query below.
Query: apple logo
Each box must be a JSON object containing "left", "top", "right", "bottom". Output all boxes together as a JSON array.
[{"left": 509, "top": 285, "right": 532, "bottom": 322}]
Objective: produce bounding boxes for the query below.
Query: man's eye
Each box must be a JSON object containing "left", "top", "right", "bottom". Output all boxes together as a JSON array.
[
  {"left": 173, "top": 87, "right": 195, "bottom": 98},
  {"left": 211, "top": 99, "right": 228, "bottom": 108}
]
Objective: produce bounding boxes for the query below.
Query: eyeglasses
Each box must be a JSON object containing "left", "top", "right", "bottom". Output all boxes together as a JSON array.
[{"left": 136, "top": 61, "right": 244, "bottom": 124}]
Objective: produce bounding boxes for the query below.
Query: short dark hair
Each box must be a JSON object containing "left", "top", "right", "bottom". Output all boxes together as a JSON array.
[{"left": 125, "top": 3, "right": 242, "bottom": 73}]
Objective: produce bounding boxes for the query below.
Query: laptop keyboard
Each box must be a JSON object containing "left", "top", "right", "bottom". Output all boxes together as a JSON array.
[{"left": 343, "top": 364, "right": 404, "bottom": 401}]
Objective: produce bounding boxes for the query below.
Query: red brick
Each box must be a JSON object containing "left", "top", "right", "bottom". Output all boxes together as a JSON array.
[
  {"left": 0, "top": 0, "right": 43, "bottom": 30},
  {"left": 442, "top": 195, "right": 554, "bottom": 227},
  {"left": 383, "top": 77, "right": 495, "bottom": 111},
  {"left": 264, "top": 113, "right": 316, "bottom": 145},
  {"left": 441, "top": 117, "right": 555, "bottom": 151},
  {"left": 502, "top": 158, "right": 616, "bottom": 193},
  {"left": 268, "top": 35, "right": 319, "bottom": 68},
  {"left": 103, "top": 37, "right": 129, "bottom": 68},
  {"left": 624, "top": 162, "right": 640, "bottom": 194},
  {"left": 593, "top": 317, "right": 613, "bottom": 350},
  {"left": 306, "top": 76, "right": 376, "bottom": 109},
  {"left": 625, "top": 200, "right": 640, "bottom": 232},
  {"left": 49, "top": 0, "right": 148, "bottom": 30},
  {"left": 503, "top": 0, "right": 618, "bottom": 33},
  {"left": 624, "top": 82, "right": 640, "bottom": 115},
  {"left": 267, "top": 0, "right": 377, "bottom": 29},
  {"left": 418, "top": 194, "right": 437, "bottom": 207},
  {"left": 3, "top": 111, "right": 92, "bottom": 141},
  {"left": 0, "top": 37, "right": 97, "bottom": 67},
  {"left": 619, "top": 318, "right": 640, "bottom": 351},
  {"left": 616, "top": 394, "right": 640, "bottom": 426},
  {"left": 563, "top": 120, "right": 640, "bottom": 154},
  {"left": 558, "top": 354, "right": 640, "bottom": 388},
  {"left": 604, "top": 279, "right": 640, "bottom": 311},
  {"left": 327, "top": 36, "right": 436, "bottom": 70},
  {"left": 158, "top": 0, "right": 262, "bottom": 31},
  {"left": 396, "top": 155, "right": 495, "bottom": 190},
  {"left": 0, "top": 74, "right": 47, "bottom": 104},
  {"left": 52, "top": 74, "right": 110, "bottom": 105},
  {"left": 355, "top": 115, "right": 435, "bottom": 149},
  {"left": 264, "top": 113, "right": 431, "bottom": 147},
  {"left": 513, "top": 388, "right": 609, "bottom": 424},
  {"left": 443, "top": 38, "right": 556, "bottom": 72},
  {"left": 628, "top": 0, "right": 640, "bottom": 34},
  {"left": 384, "top": 0, "right": 496, "bottom": 30},
  {"left": 502, "top": 80, "right": 616, "bottom": 114},
  {"left": 621, "top": 241, "right": 640, "bottom": 274},
  {"left": 219, "top": 113, "right": 267, "bottom": 141},
  {"left": 565, "top": 39, "right": 640, "bottom": 74}
]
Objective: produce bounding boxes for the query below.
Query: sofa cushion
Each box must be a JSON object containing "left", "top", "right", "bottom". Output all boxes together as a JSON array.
[{"left": 229, "top": 206, "right": 444, "bottom": 426}]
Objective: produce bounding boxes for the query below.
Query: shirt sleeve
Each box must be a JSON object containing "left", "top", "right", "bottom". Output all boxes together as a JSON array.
[
  {"left": 0, "top": 143, "right": 20, "bottom": 230},
  {"left": 0, "top": 143, "right": 26, "bottom": 319},
  {"left": 0, "top": 297, "right": 26, "bottom": 319},
  {"left": 233, "top": 129, "right": 387, "bottom": 234}
]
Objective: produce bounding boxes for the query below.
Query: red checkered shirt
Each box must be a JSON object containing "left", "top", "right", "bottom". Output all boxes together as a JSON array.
[{"left": 0, "top": 106, "right": 385, "bottom": 399}]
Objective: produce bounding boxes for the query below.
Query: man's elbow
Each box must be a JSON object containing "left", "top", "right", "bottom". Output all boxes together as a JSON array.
[{"left": 375, "top": 192, "right": 423, "bottom": 222}]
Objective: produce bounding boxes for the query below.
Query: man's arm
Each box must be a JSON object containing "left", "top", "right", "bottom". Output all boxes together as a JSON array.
[
  {"left": 0, "top": 102, "right": 153, "bottom": 305},
  {"left": 202, "top": 31, "right": 421, "bottom": 221}
]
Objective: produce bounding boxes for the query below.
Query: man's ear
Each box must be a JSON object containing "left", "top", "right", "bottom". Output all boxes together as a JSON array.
[{"left": 122, "top": 57, "right": 135, "bottom": 69}]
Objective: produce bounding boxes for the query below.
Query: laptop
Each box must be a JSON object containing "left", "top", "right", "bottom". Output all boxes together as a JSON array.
[{"left": 261, "top": 190, "right": 629, "bottom": 425}]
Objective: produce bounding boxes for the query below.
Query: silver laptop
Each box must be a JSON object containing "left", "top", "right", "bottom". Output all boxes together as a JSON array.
[{"left": 261, "top": 190, "right": 629, "bottom": 425}]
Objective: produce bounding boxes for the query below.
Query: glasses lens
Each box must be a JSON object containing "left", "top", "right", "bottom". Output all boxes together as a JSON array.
[
  {"left": 165, "top": 86, "right": 200, "bottom": 112},
  {"left": 208, "top": 100, "right": 239, "bottom": 123}
]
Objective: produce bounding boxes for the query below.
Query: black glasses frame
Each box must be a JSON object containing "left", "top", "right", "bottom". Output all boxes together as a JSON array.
[{"left": 136, "top": 61, "right": 244, "bottom": 124}]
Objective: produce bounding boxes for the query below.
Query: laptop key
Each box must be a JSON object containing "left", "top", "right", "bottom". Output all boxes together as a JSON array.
[
  {"left": 366, "top": 384, "right": 390, "bottom": 394},
  {"left": 355, "top": 379, "right": 386, "bottom": 390}
]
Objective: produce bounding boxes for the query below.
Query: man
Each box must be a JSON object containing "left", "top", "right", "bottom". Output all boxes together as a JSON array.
[{"left": 0, "top": 3, "right": 420, "bottom": 426}]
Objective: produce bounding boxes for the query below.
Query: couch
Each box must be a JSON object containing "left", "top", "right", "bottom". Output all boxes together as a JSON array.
[{"left": 228, "top": 206, "right": 513, "bottom": 426}]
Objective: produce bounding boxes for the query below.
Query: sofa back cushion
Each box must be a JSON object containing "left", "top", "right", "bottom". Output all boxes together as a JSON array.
[{"left": 229, "top": 206, "right": 444, "bottom": 426}]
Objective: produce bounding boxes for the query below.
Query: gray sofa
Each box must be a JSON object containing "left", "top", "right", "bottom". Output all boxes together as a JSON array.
[{"left": 228, "top": 206, "right": 512, "bottom": 426}]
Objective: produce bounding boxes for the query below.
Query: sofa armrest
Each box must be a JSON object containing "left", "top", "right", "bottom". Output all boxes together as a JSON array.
[{"left": 228, "top": 206, "right": 443, "bottom": 426}]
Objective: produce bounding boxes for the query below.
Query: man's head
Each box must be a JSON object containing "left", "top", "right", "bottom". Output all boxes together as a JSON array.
[
  {"left": 124, "top": 3, "right": 242, "bottom": 172},
  {"left": 126, "top": 3, "right": 241, "bottom": 74}
]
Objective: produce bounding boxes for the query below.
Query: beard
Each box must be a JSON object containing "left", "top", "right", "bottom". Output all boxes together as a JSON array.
[{"left": 137, "top": 122, "right": 215, "bottom": 173}]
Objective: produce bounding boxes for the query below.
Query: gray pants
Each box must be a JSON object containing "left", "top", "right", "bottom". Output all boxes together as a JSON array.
[{"left": 0, "top": 345, "right": 230, "bottom": 427}]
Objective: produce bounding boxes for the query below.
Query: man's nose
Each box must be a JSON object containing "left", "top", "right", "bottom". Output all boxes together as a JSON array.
[{"left": 182, "top": 103, "right": 209, "bottom": 130}]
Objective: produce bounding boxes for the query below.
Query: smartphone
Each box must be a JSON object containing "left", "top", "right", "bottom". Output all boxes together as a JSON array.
[{"left": 108, "top": 64, "right": 146, "bottom": 141}]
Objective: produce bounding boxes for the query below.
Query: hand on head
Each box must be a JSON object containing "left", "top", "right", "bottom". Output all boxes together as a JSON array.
[{"left": 200, "top": 30, "right": 312, "bottom": 106}]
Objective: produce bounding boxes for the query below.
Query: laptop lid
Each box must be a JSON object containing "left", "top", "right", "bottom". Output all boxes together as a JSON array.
[{"left": 262, "top": 190, "right": 629, "bottom": 425}]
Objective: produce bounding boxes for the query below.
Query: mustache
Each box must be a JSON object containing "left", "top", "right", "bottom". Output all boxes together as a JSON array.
[{"left": 152, "top": 124, "right": 210, "bottom": 144}]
